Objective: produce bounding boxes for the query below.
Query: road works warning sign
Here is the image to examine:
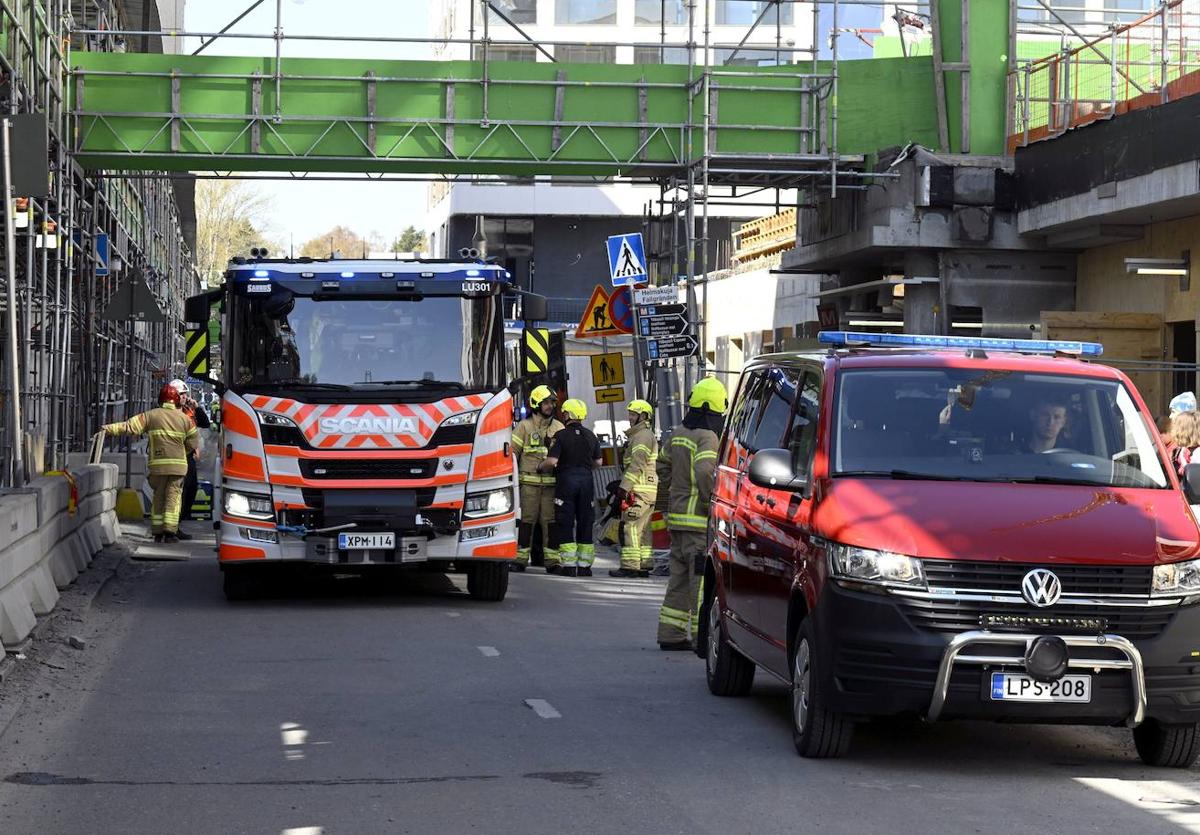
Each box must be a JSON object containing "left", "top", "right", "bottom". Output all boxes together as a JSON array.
[
  {"left": 575, "top": 285, "right": 626, "bottom": 339},
  {"left": 606, "top": 233, "right": 647, "bottom": 286}
]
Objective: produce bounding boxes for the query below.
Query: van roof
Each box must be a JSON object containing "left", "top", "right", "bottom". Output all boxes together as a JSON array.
[{"left": 748, "top": 348, "right": 1128, "bottom": 382}]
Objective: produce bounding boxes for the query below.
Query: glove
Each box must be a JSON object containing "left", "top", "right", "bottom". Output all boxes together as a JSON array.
[{"left": 617, "top": 487, "right": 635, "bottom": 511}]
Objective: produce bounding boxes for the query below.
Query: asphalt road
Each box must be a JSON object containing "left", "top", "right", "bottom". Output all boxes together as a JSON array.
[{"left": 2, "top": 527, "right": 1200, "bottom": 835}]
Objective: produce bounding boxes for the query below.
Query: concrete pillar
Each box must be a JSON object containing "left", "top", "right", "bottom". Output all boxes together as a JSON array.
[{"left": 903, "top": 251, "right": 943, "bottom": 334}]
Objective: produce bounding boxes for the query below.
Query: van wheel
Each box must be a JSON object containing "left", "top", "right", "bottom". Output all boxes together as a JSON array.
[
  {"left": 1133, "top": 720, "right": 1200, "bottom": 768},
  {"left": 792, "top": 619, "right": 853, "bottom": 758},
  {"left": 704, "top": 594, "right": 755, "bottom": 696},
  {"left": 467, "top": 561, "right": 509, "bottom": 601},
  {"left": 223, "top": 567, "right": 258, "bottom": 601}
]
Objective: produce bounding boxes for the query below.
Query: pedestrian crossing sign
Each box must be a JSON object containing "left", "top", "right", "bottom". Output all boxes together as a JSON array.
[{"left": 606, "top": 233, "right": 648, "bottom": 287}]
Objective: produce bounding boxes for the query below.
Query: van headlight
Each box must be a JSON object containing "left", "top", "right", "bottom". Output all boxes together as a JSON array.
[
  {"left": 1152, "top": 558, "right": 1200, "bottom": 596},
  {"left": 224, "top": 490, "right": 274, "bottom": 521},
  {"left": 464, "top": 487, "right": 512, "bottom": 518},
  {"left": 829, "top": 543, "right": 926, "bottom": 588}
]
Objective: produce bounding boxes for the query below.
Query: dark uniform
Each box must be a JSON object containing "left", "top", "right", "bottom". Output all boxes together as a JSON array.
[
  {"left": 548, "top": 423, "right": 601, "bottom": 571},
  {"left": 180, "top": 400, "right": 211, "bottom": 521}
]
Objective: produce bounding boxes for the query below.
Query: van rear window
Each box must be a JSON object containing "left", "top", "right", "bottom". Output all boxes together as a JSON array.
[{"left": 832, "top": 369, "right": 1168, "bottom": 489}]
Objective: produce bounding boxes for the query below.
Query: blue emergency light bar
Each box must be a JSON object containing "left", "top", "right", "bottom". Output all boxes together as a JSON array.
[{"left": 817, "top": 331, "right": 1104, "bottom": 357}]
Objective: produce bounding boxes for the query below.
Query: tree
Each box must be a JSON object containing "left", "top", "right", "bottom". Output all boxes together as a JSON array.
[
  {"left": 299, "top": 225, "right": 372, "bottom": 259},
  {"left": 392, "top": 225, "right": 427, "bottom": 253},
  {"left": 194, "top": 179, "right": 273, "bottom": 288}
]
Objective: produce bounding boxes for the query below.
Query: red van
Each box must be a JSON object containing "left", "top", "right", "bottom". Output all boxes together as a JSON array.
[{"left": 701, "top": 331, "right": 1200, "bottom": 766}]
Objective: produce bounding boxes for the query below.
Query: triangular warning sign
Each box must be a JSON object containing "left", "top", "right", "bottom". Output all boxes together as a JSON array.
[
  {"left": 100, "top": 275, "right": 166, "bottom": 322},
  {"left": 575, "top": 285, "right": 625, "bottom": 339},
  {"left": 613, "top": 239, "right": 645, "bottom": 279}
]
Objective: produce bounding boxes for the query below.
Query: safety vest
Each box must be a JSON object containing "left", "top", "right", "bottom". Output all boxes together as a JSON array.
[
  {"left": 104, "top": 403, "right": 198, "bottom": 477},
  {"left": 619, "top": 421, "right": 659, "bottom": 497},
  {"left": 512, "top": 414, "right": 563, "bottom": 486},
  {"left": 657, "top": 424, "right": 718, "bottom": 532}
]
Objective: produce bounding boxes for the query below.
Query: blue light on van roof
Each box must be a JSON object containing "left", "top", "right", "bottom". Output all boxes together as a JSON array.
[
  {"left": 251, "top": 269, "right": 270, "bottom": 280},
  {"left": 818, "top": 331, "right": 1104, "bottom": 357},
  {"left": 340, "top": 271, "right": 355, "bottom": 278}
]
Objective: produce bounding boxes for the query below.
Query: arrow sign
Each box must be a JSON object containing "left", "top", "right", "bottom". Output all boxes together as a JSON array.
[
  {"left": 639, "top": 314, "right": 689, "bottom": 338},
  {"left": 643, "top": 334, "right": 698, "bottom": 360}
]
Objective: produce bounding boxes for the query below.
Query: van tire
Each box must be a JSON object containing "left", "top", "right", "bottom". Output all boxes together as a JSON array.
[
  {"left": 1133, "top": 720, "right": 1200, "bottom": 768},
  {"left": 467, "top": 561, "right": 509, "bottom": 601},
  {"left": 222, "top": 567, "right": 258, "bottom": 601},
  {"left": 704, "top": 594, "right": 755, "bottom": 697},
  {"left": 792, "top": 619, "right": 853, "bottom": 758}
]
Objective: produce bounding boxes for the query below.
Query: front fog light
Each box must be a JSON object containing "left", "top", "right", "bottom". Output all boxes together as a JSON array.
[
  {"left": 830, "top": 544, "right": 926, "bottom": 588},
  {"left": 1153, "top": 558, "right": 1200, "bottom": 596},
  {"left": 464, "top": 488, "right": 512, "bottom": 518},
  {"left": 461, "top": 526, "right": 496, "bottom": 542}
]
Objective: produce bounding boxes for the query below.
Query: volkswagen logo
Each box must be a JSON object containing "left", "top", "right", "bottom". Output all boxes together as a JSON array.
[{"left": 1021, "top": 568, "right": 1062, "bottom": 608}]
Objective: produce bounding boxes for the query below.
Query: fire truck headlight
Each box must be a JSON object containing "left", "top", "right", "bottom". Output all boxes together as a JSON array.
[
  {"left": 257, "top": 411, "right": 297, "bottom": 428},
  {"left": 442, "top": 410, "right": 480, "bottom": 428},
  {"left": 225, "top": 490, "right": 275, "bottom": 520},
  {"left": 464, "top": 487, "right": 512, "bottom": 518}
]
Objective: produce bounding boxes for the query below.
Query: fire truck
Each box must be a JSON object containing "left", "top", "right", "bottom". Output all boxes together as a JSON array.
[{"left": 184, "top": 257, "right": 547, "bottom": 602}]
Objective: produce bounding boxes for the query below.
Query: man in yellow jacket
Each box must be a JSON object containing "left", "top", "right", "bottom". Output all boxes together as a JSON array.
[
  {"left": 512, "top": 385, "right": 564, "bottom": 572},
  {"left": 104, "top": 384, "right": 199, "bottom": 543},
  {"left": 656, "top": 377, "right": 726, "bottom": 650},
  {"left": 610, "top": 399, "right": 658, "bottom": 578}
]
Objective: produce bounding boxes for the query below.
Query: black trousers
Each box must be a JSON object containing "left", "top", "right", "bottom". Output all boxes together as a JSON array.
[
  {"left": 554, "top": 468, "right": 595, "bottom": 547},
  {"left": 181, "top": 455, "right": 198, "bottom": 522}
]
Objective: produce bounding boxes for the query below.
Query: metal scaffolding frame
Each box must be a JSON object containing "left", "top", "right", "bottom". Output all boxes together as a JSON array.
[{"left": 0, "top": 0, "right": 200, "bottom": 486}]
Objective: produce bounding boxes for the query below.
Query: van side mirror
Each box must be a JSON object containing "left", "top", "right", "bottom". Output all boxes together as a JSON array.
[
  {"left": 747, "top": 448, "right": 808, "bottom": 492},
  {"left": 1184, "top": 463, "right": 1200, "bottom": 503}
]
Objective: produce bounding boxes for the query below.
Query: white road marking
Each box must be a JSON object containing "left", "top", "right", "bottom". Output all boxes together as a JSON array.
[
  {"left": 281, "top": 828, "right": 323, "bottom": 835},
  {"left": 478, "top": 646, "right": 500, "bottom": 657},
  {"left": 524, "top": 699, "right": 562, "bottom": 719},
  {"left": 445, "top": 612, "right": 462, "bottom": 618}
]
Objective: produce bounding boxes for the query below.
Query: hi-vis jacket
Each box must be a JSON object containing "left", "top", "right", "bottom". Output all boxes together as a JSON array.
[
  {"left": 619, "top": 422, "right": 659, "bottom": 497},
  {"left": 657, "top": 425, "right": 718, "bottom": 531},
  {"left": 104, "top": 403, "right": 198, "bottom": 477},
  {"left": 512, "top": 413, "right": 564, "bottom": 486}
]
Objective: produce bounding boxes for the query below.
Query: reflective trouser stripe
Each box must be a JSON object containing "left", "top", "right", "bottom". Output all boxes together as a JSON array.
[
  {"left": 657, "top": 530, "right": 705, "bottom": 645},
  {"left": 621, "top": 492, "right": 654, "bottom": 570},
  {"left": 516, "top": 546, "right": 531, "bottom": 566},
  {"left": 148, "top": 474, "right": 184, "bottom": 534},
  {"left": 576, "top": 543, "right": 595, "bottom": 567},
  {"left": 666, "top": 513, "right": 706, "bottom": 530},
  {"left": 641, "top": 545, "right": 653, "bottom": 571},
  {"left": 559, "top": 542, "right": 577, "bottom": 568}
]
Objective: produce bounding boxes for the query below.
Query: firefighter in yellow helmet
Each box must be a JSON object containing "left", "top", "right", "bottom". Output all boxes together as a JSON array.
[
  {"left": 540, "top": 399, "right": 602, "bottom": 576},
  {"left": 511, "top": 385, "right": 565, "bottom": 572},
  {"left": 656, "top": 376, "right": 727, "bottom": 650},
  {"left": 609, "top": 399, "right": 659, "bottom": 578}
]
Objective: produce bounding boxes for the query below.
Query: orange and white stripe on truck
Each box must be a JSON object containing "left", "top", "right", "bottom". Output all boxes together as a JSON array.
[{"left": 470, "top": 389, "right": 515, "bottom": 481}]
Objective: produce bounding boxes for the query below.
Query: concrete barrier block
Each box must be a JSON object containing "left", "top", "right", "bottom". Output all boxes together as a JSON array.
[
  {"left": 0, "top": 494, "right": 38, "bottom": 553},
  {"left": 24, "top": 564, "right": 59, "bottom": 616},
  {"left": 99, "top": 510, "right": 120, "bottom": 546},
  {"left": 0, "top": 583, "right": 36, "bottom": 646},
  {"left": 0, "top": 528, "right": 51, "bottom": 589},
  {"left": 98, "top": 463, "right": 119, "bottom": 491},
  {"left": 49, "top": 541, "right": 79, "bottom": 589},
  {"left": 81, "top": 523, "right": 102, "bottom": 555},
  {"left": 67, "top": 531, "right": 90, "bottom": 572}
]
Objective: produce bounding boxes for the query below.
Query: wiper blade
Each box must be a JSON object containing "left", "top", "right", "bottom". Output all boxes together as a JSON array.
[
  {"left": 356, "top": 379, "right": 465, "bottom": 389},
  {"left": 253, "top": 381, "right": 353, "bottom": 390},
  {"left": 1001, "top": 475, "right": 1100, "bottom": 486},
  {"left": 836, "top": 469, "right": 970, "bottom": 481}
]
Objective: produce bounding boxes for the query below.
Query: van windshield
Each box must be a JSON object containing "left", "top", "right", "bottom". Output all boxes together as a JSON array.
[{"left": 832, "top": 368, "right": 1169, "bottom": 489}]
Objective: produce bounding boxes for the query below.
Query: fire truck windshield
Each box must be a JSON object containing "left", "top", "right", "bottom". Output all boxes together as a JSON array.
[{"left": 229, "top": 291, "right": 505, "bottom": 393}]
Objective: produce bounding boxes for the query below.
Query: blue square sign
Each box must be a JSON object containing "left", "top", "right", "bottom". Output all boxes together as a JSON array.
[{"left": 606, "top": 233, "right": 648, "bottom": 287}]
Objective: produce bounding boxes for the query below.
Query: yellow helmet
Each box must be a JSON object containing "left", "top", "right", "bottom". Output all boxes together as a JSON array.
[
  {"left": 627, "top": 399, "right": 653, "bottom": 418},
  {"left": 561, "top": 398, "right": 588, "bottom": 421},
  {"left": 688, "top": 376, "right": 728, "bottom": 415},
  {"left": 530, "top": 385, "right": 557, "bottom": 408}
]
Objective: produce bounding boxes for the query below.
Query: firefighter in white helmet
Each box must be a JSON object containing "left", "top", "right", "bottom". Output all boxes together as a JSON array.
[{"left": 511, "top": 385, "right": 564, "bottom": 572}]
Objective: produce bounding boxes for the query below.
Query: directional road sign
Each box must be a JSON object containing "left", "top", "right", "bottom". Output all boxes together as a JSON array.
[
  {"left": 634, "top": 285, "right": 677, "bottom": 305},
  {"left": 596, "top": 386, "right": 625, "bottom": 404},
  {"left": 637, "top": 304, "right": 689, "bottom": 338},
  {"left": 644, "top": 334, "right": 698, "bottom": 361},
  {"left": 590, "top": 352, "right": 625, "bottom": 387},
  {"left": 606, "top": 233, "right": 648, "bottom": 287}
]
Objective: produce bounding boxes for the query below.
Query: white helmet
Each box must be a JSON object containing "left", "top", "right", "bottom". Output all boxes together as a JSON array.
[{"left": 169, "top": 378, "right": 189, "bottom": 395}]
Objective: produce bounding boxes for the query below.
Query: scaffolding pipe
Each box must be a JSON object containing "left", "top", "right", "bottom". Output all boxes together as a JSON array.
[{"left": 3, "top": 118, "right": 25, "bottom": 485}]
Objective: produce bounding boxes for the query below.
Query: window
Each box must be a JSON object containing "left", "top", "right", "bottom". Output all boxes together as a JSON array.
[
  {"left": 488, "top": 0, "right": 537, "bottom": 24},
  {"left": 633, "top": 46, "right": 690, "bottom": 64},
  {"left": 635, "top": 0, "right": 688, "bottom": 25},
  {"left": 717, "top": 47, "right": 794, "bottom": 66},
  {"left": 473, "top": 44, "right": 538, "bottom": 61},
  {"left": 715, "top": 1, "right": 793, "bottom": 26},
  {"left": 555, "top": 44, "right": 616, "bottom": 62},
  {"left": 555, "top": 0, "right": 616, "bottom": 25},
  {"left": 1105, "top": 0, "right": 1151, "bottom": 23},
  {"left": 728, "top": 371, "right": 766, "bottom": 450},
  {"left": 747, "top": 366, "right": 800, "bottom": 452},
  {"left": 789, "top": 371, "right": 821, "bottom": 474}
]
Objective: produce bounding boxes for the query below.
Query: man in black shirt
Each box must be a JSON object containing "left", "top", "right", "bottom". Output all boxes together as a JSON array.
[{"left": 540, "top": 398, "right": 602, "bottom": 577}]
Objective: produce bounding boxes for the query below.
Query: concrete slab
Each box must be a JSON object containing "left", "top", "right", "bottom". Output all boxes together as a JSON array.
[
  {"left": 0, "top": 582, "right": 37, "bottom": 646},
  {"left": 0, "top": 494, "right": 38, "bottom": 553}
]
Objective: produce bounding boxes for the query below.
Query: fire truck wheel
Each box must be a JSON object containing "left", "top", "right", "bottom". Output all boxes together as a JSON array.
[{"left": 467, "top": 561, "right": 510, "bottom": 601}]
